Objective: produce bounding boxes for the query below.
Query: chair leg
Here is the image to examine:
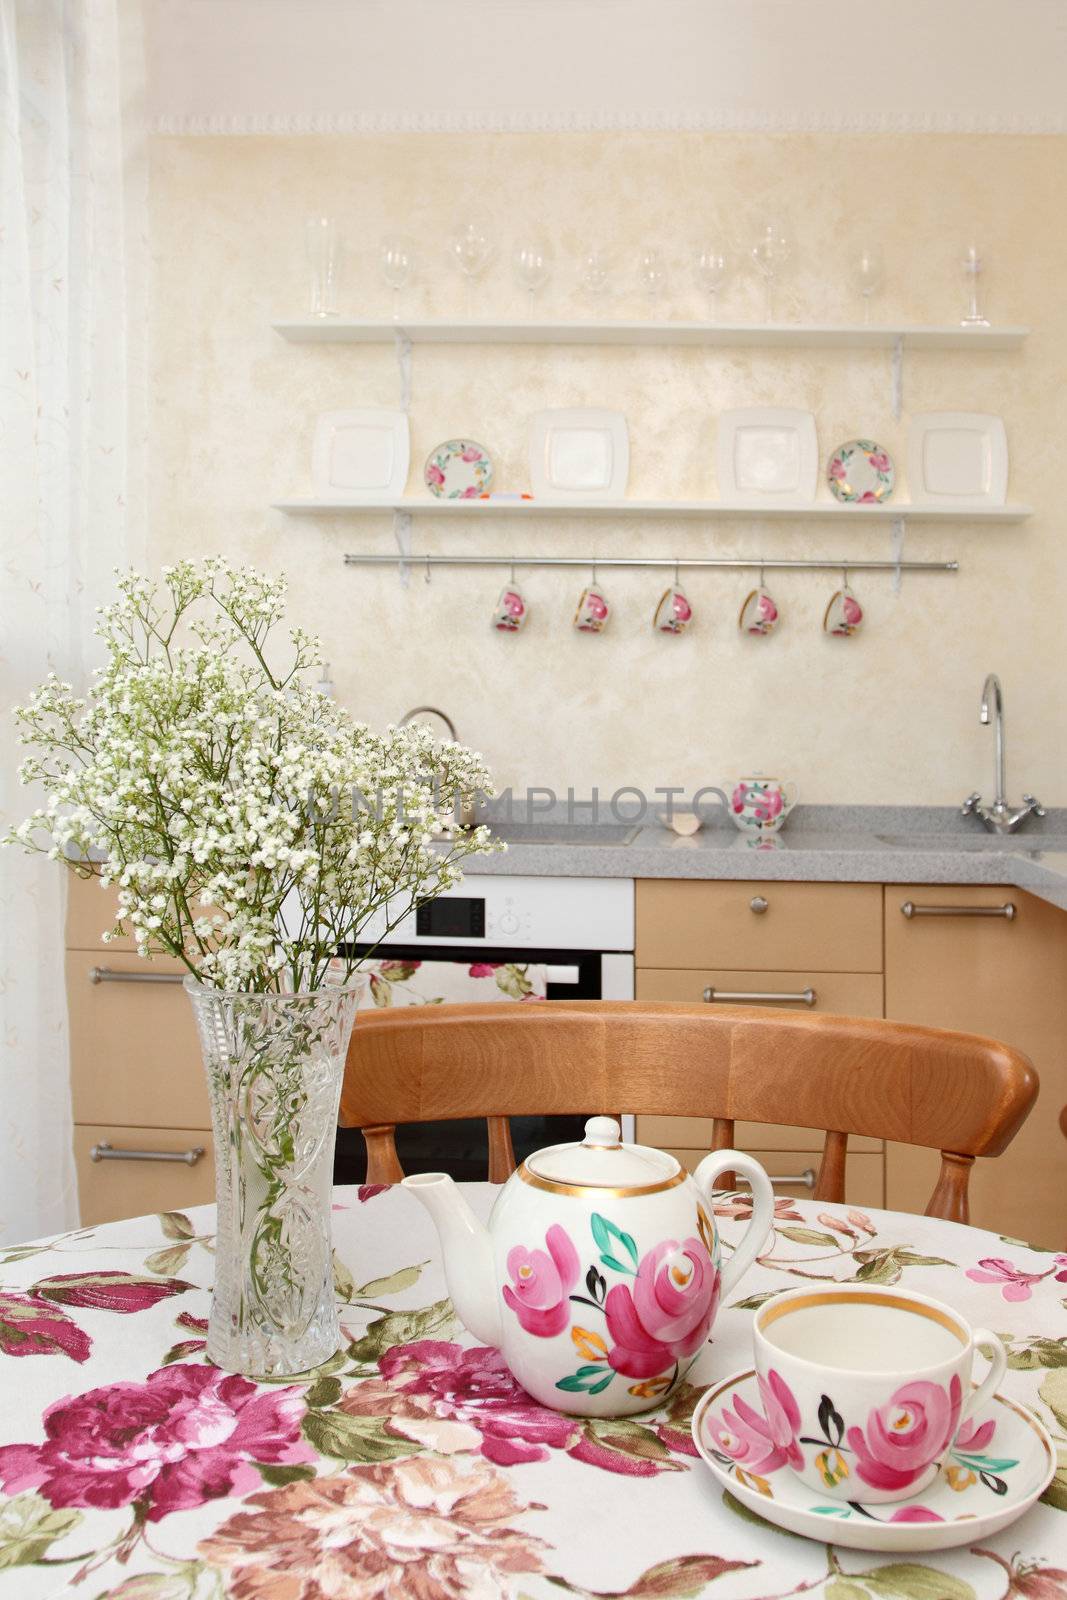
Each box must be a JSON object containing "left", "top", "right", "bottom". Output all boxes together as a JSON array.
[
  {"left": 814, "top": 1130, "right": 848, "bottom": 1203},
  {"left": 926, "top": 1151, "right": 973, "bottom": 1224},
  {"left": 711, "top": 1117, "right": 736, "bottom": 1194},
  {"left": 363, "top": 1124, "right": 404, "bottom": 1184},
  {"left": 488, "top": 1117, "right": 516, "bottom": 1183}
]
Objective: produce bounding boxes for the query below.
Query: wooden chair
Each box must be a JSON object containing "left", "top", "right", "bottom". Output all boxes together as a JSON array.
[{"left": 339, "top": 1000, "right": 1038, "bottom": 1224}]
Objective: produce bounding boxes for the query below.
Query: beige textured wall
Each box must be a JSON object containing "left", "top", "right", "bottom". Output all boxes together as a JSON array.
[{"left": 148, "top": 133, "right": 1066, "bottom": 803}]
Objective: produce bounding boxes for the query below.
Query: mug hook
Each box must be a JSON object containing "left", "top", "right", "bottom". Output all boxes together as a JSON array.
[
  {"left": 842, "top": 565, "right": 849, "bottom": 589},
  {"left": 591, "top": 559, "right": 598, "bottom": 586},
  {"left": 509, "top": 561, "right": 516, "bottom": 584},
  {"left": 759, "top": 560, "right": 766, "bottom": 587},
  {"left": 673, "top": 559, "right": 680, "bottom": 586},
  {"left": 424, "top": 557, "right": 432, "bottom": 585}
]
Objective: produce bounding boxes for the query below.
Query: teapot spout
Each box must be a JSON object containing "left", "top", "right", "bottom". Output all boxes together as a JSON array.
[{"left": 402, "top": 1173, "right": 502, "bottom": 1349}]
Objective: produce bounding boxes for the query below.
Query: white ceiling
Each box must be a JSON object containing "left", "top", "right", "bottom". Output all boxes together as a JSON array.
[{"left": 145, "top": 0, "right": 1067, "bottom": 133}]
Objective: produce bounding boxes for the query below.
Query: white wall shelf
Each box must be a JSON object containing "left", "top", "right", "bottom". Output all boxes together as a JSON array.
[
  {"left": 272, "top": 319, "right": 1028, "bottom": 351},
  {"left": 273, "top": 496, "right": 1030, "bottom": 524}
]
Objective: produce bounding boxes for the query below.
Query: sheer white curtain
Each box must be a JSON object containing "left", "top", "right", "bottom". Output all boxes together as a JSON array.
[{"left": 0, "top": 0, "right": 143, "bottom": 1241}]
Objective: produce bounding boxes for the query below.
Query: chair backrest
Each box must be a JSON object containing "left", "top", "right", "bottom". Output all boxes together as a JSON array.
[{"left": 340, "top": 1000, "right": 1038, "bottom": 1222}]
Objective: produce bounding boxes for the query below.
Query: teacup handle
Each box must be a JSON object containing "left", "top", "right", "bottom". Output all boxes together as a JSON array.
[
  {"left": 691, "top": 1150, "right": 776, "bottom": 1298},
  {"left": 955, "top": 1327, "right": 1008, "bottom": 1434},
  {"left": 781, "top": 781, "right": 799, "bottom": 814}
]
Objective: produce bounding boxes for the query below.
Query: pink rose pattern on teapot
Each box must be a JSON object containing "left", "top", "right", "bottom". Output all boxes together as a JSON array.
[{"left": 501, "top": 1207, "right": 721, "bottom": 1403}]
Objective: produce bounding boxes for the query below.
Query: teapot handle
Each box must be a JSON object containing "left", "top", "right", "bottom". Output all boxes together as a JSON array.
[{"left": 691, "top": 1150, "right": 775, "bottom": 1299}]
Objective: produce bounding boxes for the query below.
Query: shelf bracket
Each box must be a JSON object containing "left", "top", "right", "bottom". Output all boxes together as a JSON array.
[
  {"left": 394, "top": 330, "right": 413, "bottom": 413},
  {"left": 890, "top": 334, "right": 904, "bottom": 421},
  {"left": 890, "top": 516, "right": 906, "bottom": 595},
  {"left": 392, "top": 510, "right": 413, "bottom": 588}
]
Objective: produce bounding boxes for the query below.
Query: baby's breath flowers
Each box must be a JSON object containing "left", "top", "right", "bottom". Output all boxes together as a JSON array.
[{"left": 7, "top": 559, "right": 499, "bottom": 991}]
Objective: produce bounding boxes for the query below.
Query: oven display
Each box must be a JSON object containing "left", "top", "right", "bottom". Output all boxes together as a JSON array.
[{"left": 416, "top": 897, "right": 486, "bottom": 939}]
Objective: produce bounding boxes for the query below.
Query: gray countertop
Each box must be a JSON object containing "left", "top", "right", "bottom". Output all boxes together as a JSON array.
[{"left": 459, "top": 806, "right": 1067, "bottom": 913}]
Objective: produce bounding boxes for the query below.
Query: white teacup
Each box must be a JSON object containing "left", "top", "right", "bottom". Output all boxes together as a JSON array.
[{"left": 751, "top": 1285, "right": 1007, "bottom": 1504}]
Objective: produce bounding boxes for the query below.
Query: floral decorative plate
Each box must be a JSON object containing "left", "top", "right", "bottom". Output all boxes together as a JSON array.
[
  {"left": 424, "top": 439, "right": 494, "bottom": 500},
  {"left": 691, "top": 1370, "right": 1054, "bottom": 1553},
  {"left": 827, "top": 438, "right": 895, "bottom": 503}
]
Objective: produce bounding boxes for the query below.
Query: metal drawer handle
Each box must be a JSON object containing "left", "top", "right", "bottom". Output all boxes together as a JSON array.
[
  {"left": 703, "top": 986, "right": 816, "bottom": 1007},
  {"left": 771, "top": 1168, "right": 816, "bottom": 1190},
  {"left": 90, "top": 1140, "right": 204, "bottom": 1166},
  {"left": 749, "top": 896, "right": 769, "bottom": 914},
  {"left": 900, "top": 901, "right": 1016, "bottom": 921},
  {"left": 89, "top": 966, "right": 186, "bottom": 985}
]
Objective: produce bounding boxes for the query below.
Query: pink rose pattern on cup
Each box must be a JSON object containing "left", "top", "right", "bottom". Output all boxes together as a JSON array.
[
  {"left": 493, "top": 587, "right": 528, "bottom": 632},
  {"left": 739, "top": 588, "right": 780, "bottom": 636},
  {"left": 654, "top": 587, "right": 693, "bottom": 635},
  {"left": 708, "top": 1366, "right": 1015, "bottom": 1507},
  {"left": 500, "top": 1209, "right": 721, "bottom": 1403},
  {"left": 825, "top": 586, "right": 864, "bottom": 637},
  {"left": 574, "top": 587, "right": 610, "bottom": 633}
]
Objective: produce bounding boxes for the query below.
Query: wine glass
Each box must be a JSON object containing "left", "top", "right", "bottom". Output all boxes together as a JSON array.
[
  {"left": 305, "top": 216, "right": 340, "bottom": 318},
  {"left": 750, "top": 219, "right": 793, "bottom": 322},
  {"left": 850, "top": 243, "right": 885, "bottom": 325},
  {"left": 379, "top": 235, "right": 415, "bottom": 322},
  {"left": 694, "top": 245, "right": 731, "bottom": 322},
  {"left": 448, "top": 221, "right": 493, "bottom": 318},
  {"left": 637, "top": 247, "right": 669, "bottom": 313},
  {"left": 960, "top": 244, "right": 990, "bottom": 328},
  {"left": 578, "top": 247, "right": 612, "bottom": 300},
  {"left": 513, "top": 239, "right": 552, "bottom": 316}
]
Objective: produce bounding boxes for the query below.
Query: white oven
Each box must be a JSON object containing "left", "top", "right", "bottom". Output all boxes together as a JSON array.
[{"left": 337, "top": 876, "right": 635, "bottom": 1180}]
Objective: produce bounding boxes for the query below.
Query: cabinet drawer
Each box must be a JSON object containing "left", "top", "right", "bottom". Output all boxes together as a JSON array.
[
  {"left": 666, "top": 1147, "right": 885, "bottom": 1209},
  {"left": 636, "top": 881, "right": 882, "bottom": 972},
  {"left": 634, "top": 969, "right": 884, "bottom": 1152},
  {"left": 74, "top": 1124, "right": 214, "bottom": 1226},
  {"left": 67, "top": 952, "right": 208, "bottom": 1128}
]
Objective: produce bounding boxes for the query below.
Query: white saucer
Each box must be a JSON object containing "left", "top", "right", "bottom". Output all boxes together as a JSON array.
[{"left": 692, "top": 1369, "right": 1055, "bottom": 1553}]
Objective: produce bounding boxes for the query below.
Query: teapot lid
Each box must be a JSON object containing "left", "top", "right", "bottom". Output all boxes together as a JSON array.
[{"left": 524, "top": 1117, "right": 682, "bottom": 1192}]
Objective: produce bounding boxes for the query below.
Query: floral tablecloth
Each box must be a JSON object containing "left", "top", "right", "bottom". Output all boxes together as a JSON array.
[{"left": 1, "top": 1185, "right": 1066, "bottom": 1599}]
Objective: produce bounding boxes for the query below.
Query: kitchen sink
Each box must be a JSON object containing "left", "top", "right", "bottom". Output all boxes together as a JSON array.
[
  {"left": 484, "top": 821, "right": 643, "bottom": 846},
  {"left": 874, "top": 832, "right": 1039, "bottom": 851}
]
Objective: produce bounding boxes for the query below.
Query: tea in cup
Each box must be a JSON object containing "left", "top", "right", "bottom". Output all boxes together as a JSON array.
[
  {"left": 752, "top": 1285, "right": 1007, "bottom": 1503},
  {"left": 730, "top": 776, "right": 797, "bottom": 838}
]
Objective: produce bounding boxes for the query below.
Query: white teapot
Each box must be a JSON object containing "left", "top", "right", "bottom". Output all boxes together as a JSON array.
[{"left": 403, "top": 1117, "right": 774, "bottom": 1417}]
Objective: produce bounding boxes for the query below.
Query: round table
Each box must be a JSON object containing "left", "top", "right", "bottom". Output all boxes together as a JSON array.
[{"left": 0, "top": 1186, "right": 1065, "bottom": 1596}]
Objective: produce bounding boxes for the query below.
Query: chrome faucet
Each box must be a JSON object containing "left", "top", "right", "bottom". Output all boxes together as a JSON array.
[
  {"left": 961, "top": 673, "right": 1044, "bottom": 834},
  {"left": 398, "top": 706, "right": 475, "bottom": 828}
]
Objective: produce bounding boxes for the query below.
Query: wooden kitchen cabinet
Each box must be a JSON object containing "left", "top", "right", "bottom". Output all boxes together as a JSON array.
[
  {"left": 72, "top": 1125, "right": 214, "bottom": 1226},
  {"left": 636, "top": 880, "right": 883, "bottom": 972},
  {"left": 884, "top": 884, "right": 1067, "bottom": 1246},
  {"left": 635, "top": 885, "right": 886, "bottom": 1206},
  {"left": 66, "top": 876, "right": 210, "bottom": 1225}
]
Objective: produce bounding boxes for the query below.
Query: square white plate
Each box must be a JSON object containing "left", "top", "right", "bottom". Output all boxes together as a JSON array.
[
  {"left": 311, "top": 409, "right": 410, "bottom": 498},
  {"left": 716, "top": 408, "right": 818, "bottom": 503},
  {"left": 907, "top": 412, "right": 1008, "bottom": 507},
  {"left": 528, "top": 409, "right": 629, "bottom": 497}
]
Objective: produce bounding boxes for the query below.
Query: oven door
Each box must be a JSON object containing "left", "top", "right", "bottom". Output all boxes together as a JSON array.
[{"left": 335, "top": 944, "right": 632, "bottom": 1182}]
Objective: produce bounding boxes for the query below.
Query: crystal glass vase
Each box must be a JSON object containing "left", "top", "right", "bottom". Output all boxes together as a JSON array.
[{"left": 185, "top": 978, "right": 365, "bottom": 1377}]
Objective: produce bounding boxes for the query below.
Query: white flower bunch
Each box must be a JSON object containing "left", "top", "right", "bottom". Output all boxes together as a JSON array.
[{"left": 7, "top": 559, "right": 500, "bottom": 991}]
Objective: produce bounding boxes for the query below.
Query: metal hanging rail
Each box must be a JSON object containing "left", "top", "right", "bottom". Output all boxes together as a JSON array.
[{"left": 343, "top": 553, "right": 958, "bottom": 574}]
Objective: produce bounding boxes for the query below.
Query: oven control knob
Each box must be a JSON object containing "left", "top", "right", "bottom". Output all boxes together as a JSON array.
[{"left": 497, "top": 911, "right": 520, "bottom": 934}]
